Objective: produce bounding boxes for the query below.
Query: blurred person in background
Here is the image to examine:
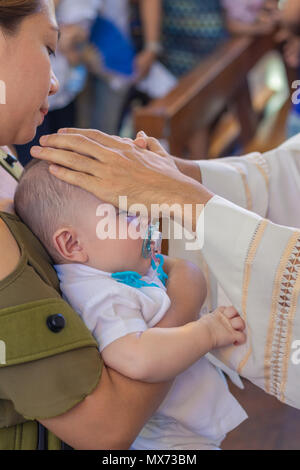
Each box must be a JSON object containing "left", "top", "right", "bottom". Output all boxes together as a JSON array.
[
  {"left": 81, "top": 0, "right": 163, "bottom": 136},
  {"left": 223, "top": 0, "right": 280, "bottom": 36},
  {"left": 277, "top": 0, "right": 300, "bottom": 138},
  {"left": 161, "top": 0, "right": 228, "bottom": 79},
  {"left": 16, "top": 0, "right": 99, "bottom": 166},
  {"left": 159, "top": 0, "right": 280, "bottom": 156},
  {"left": 160, "top": 1, "right": 279, "bottom": 80}
]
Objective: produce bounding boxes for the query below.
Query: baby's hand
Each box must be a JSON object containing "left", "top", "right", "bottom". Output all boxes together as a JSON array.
[{"left": 203, "top": 306, "right": 246, "bottom": 349}]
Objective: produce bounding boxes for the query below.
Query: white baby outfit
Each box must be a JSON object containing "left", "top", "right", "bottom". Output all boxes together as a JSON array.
[{"left": 55, "top": 259, "right": 247, "bottom": 450}]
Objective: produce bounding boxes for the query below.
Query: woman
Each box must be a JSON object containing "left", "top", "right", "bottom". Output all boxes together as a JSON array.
[
  {"left": 161, "top": 0, "right": 228, "bottom": 78},
  {"left": 0, "top": 0, "right": 173, "bottom": 450}
]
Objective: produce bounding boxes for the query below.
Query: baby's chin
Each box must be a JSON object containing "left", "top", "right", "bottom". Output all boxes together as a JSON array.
[{"left": 136, "top": 255, "right": 152, "bottom": 276}]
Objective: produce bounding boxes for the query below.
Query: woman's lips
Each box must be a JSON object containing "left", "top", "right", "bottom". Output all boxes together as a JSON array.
[{"left": 39, "top": 108, "right": 49, "bottom": 125}]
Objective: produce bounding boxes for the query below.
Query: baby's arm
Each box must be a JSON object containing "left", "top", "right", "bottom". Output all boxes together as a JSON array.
[
  {"left": 101, "top": 306, "right": 246, "bottom": 383},
  {"left": 155, "top": 256, "right": 207, "bottom": 328}
]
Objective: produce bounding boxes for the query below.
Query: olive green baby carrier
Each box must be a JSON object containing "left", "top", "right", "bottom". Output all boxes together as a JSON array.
[{"left": 0, "top": 154, "right": 102, "bottom": 450}]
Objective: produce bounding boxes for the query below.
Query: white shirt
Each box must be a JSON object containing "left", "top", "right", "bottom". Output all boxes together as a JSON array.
[
  {"left": 55, "top": 260, "right": 247, "bottom": 449},
  {"left": 169, "top": 133, "right": 300, "bottom": 410},
  {"left": 49, "top": 0, "right": 100, "bottom": 111},
  {"left": 99, "top": 0, "right": 130, "bottom": 37}
]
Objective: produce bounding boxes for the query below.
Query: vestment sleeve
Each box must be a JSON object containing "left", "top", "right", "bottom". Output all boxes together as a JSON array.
[
  {"left": 198, "top": 195, "right": 300, "bottom": 409},
  {"left": 198, "top": 133, "right": 300, "bottom": 228},
  {"left": 198, "top": 151, "right": 269, "bottom": 217},
  {"left": 168, "top": 137, "right": 300, "bottom": 407}
]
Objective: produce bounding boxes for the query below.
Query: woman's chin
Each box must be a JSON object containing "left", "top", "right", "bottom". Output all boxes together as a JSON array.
[{"left": 15, "top": 127, "right": 37, "bottom": 146}]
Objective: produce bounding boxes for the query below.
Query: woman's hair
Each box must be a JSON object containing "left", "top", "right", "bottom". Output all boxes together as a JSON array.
[{"left": 0, "top": 0, "right": 42, "bottom": 34}]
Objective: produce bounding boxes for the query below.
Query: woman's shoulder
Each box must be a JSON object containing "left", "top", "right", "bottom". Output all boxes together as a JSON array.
[{"left": 0, "top": 217, "right": 20, "bottom": 281}]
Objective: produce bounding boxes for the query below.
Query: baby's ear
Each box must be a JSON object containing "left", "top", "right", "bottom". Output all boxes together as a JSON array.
[{"left": 52, "top": 227, "right": 88, "bottom": 263}]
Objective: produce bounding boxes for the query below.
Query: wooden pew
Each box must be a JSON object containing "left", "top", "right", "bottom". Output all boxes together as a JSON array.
[{"left": 134, "top": 34, "right": 283, "bottom": 159}]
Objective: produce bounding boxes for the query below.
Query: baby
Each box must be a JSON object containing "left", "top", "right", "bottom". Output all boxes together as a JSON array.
[{"left": 14, "top": 158, "right": 248, "bottom": 450}]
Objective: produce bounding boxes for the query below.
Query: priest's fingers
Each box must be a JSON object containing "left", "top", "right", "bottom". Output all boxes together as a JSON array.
[
  {"left": 136, "top": 131, "right": 168, "bottom": 156},
  {"left": 47, "top": 164, "right": 135, "bottom": 210},
  {"left": 48, "top": 165, "right": 100, "bottom": 194},
  {"left": 30, "top": 146, "right": 105, "bottom": 176},
  {"left": 36, "top": 133, "right": 135, "bottom": 164},
  {"left": 57, "top": 127, "right": 137, "bottom": 152}
]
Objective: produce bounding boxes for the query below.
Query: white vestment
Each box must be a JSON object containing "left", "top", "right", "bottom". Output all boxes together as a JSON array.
[{"left": 169, "top": 133, "right": 300, "bottom": 409}]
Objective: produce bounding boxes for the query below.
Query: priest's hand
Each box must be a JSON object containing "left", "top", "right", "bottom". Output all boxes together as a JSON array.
[{"left": 31, "top": 129, "right": 213, "bottom": 231}]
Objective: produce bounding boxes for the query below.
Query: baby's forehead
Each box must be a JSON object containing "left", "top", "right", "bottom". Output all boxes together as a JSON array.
[{"left": 76, "top": 195, "right": 117, "bottom": 216}]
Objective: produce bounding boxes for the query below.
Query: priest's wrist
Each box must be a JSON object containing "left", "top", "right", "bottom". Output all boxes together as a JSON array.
[
  {"left": 173, "top": 157, "right": 203, "bottom": 184},
  {"left": 165, "top": 182, "right": 214, "bottom": 233}
]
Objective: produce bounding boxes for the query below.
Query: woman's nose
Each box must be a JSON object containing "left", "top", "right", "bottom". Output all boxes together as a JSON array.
[{"left": 49, "top": 70, "right": 59, "bottom": 96}]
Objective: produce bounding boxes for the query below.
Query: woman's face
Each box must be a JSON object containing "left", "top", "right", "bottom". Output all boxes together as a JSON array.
[{"left": 0, "top": 0, "right": 59, "bottom": 146}]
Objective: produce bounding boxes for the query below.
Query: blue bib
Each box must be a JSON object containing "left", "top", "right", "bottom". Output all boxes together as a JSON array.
[{"left": 111, "top": 255, "right": 168, "bottom": 289}]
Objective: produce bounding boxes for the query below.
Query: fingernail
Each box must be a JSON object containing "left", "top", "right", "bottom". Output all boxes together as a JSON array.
[
  {"left": 58, "top": 128, "right": 67, "bottom": 134},
  {"left": 49, "top": 164, "right": 59, "bottom": 174},
  {"left": 135, "top": 138, "right": 147, "bottom": 148},
  {"left": 31, "top": 146, "right": 41, "bottom": 155},
  {"left": 138, "top": 131, "right": 146, "bottom": 137},
  {"left": 40, "top": 135, "right": 48, "bottom": 145}
]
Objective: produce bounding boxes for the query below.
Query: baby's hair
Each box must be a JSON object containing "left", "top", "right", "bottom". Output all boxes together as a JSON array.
[{"left": 14, "top": 159, "right": 91, "bottom": 263}]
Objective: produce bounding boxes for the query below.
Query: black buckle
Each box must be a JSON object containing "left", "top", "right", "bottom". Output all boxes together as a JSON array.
[{"left": 4, "top": 154, "right": 18, "bottom": 168}]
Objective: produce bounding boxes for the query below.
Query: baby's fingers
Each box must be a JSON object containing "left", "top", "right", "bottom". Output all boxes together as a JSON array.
[
  {"left": 230, "top": 316, "right": 245, "bottom": 332},
  {"left": 222, "top": 306, "right": 239, "bottom": 319},
  {"left": 234, "top": 330, "right": 247, "bottom": 346}
]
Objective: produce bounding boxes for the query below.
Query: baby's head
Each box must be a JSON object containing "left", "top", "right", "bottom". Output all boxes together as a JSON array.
[{"left": 14, "top": 159, "right": 152, "bottom": 275}]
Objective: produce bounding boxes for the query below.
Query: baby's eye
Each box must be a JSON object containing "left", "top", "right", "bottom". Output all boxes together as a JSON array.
[
  {"left": 47, "top": 46, "right": 56, "bottom": 57},
  {"left": 117, "top": 210, "right": 137, "bottom": 221},
  {"left": 116, "top": 209, "right": 126, "bottom": 216}
]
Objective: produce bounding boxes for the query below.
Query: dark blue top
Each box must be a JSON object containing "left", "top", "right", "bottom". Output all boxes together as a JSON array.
[{"left": 162, "top": 0, "right": 228, "bottom": 78}]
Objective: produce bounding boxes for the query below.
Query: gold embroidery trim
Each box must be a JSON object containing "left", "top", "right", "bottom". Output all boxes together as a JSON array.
[
  {"left": 245, "top": 154, "right": 270, "bottom": 192},
  {"left": 223, "top": 162, "right": 252, "bottom": 211},
  {"left": 237, "top": 219, "right": 269, "bottom": 374},
  {"left": 279, "top": 243, "right": 300, "bottom": 402},
  {"left": 264, "top": 232, "right": 300, "bottom": 399},
  {"left": 224, "top": 162, "right": 253, "bottom": 211}
]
